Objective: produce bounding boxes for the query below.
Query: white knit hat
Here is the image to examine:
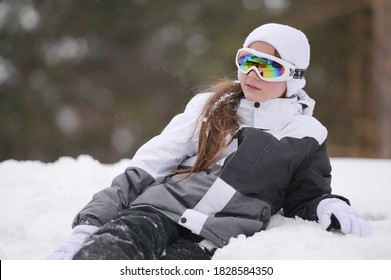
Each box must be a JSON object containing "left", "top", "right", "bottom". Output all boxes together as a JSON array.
[{"left": 242, "top": 23, "right": 310, "bottom": 97}]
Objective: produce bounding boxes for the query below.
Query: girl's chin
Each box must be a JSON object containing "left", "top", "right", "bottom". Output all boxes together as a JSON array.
[{"left": 244, "top": 91, "right": 264, "bottom": 102}]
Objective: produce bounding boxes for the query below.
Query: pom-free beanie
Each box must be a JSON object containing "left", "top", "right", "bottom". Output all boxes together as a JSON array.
[{"left": 242, "top": 23, "right": 310, "bottom": 97}]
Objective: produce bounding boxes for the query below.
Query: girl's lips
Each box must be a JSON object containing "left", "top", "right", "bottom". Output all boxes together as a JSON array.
[{"left": 246, "top": 83, "right": 261, "bottom": 91}]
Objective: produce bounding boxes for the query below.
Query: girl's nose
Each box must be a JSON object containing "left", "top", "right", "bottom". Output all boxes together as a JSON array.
[{"left": 248, "top": 69, "right": 261, "bottom": 80}]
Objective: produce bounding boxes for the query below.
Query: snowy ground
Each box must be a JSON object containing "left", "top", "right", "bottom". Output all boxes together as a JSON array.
[{"left": 0, "top": 155, "right": 390, "bottom": 260}]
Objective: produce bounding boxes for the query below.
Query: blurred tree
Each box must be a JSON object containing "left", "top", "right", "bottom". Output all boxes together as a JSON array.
[{"left": 372, "top": 0, "right": 391, "bottom": 158}]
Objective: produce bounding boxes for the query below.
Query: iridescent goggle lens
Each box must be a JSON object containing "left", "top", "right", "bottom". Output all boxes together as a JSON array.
[{"left": 235, "top": 48, "right": 306, "bottom": 82}]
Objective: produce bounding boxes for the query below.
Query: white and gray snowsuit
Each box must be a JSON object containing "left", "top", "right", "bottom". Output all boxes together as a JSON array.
[{"left": 72, "top": 91, "right": 348, "bottom": 258}]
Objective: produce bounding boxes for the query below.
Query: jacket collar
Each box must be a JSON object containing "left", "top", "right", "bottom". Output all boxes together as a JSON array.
[{"left": 237, "top": 96, "right": 304, "bottom": 131}]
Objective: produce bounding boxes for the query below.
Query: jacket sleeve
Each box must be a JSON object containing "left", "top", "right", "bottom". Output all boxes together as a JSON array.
[
  {"left": 72, "top": 167, "right": 155, "bottom": 227},
  {"left": 282, "top": 140, "right": 349, "bottom": 220},
  {"left": 72, "top": 93, "right": 211, "bottom": 228},
  {"left": 128, "top": 92, "right": 212, "bottom": 179}
]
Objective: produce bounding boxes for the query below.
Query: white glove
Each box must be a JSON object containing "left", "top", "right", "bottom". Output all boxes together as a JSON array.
[
  {"left": 47, "top": 225, "right": 99, "bottom": 260},
  {"left": 317, "top": 198, "right": 371, "bottom": 237}
]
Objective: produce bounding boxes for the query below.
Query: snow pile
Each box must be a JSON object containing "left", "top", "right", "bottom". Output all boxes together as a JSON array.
[{"left": 0, "top": 155, "right": 390, "bottom": 260}]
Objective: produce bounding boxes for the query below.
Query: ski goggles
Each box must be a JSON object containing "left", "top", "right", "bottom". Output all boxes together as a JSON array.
[{"left": 235, "top": 48, "right": 306, "bottom": 82}]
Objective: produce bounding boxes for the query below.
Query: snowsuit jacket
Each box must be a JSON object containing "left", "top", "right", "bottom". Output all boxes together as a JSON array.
[{"left": 73, "top": 91, "right": 348, "bottom": 248}]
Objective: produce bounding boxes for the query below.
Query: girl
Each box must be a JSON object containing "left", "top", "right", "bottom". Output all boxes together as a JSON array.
[{"left": 48, "top": 23, "right": 371, "bottom": 260}]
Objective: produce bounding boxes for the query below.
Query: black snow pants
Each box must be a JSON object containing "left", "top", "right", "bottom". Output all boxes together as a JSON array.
[{"left": 73, "top": 207, "right": 214, "bottom": 260}]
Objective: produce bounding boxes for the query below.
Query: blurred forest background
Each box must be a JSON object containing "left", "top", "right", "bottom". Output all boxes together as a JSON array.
[{"left": 1, "top": 0, "right": 391, "bottom": 163}]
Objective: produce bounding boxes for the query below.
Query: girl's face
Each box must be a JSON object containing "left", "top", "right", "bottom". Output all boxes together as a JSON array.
[{"left": 239, "top": 41, "right": 287, "bottom": 102}]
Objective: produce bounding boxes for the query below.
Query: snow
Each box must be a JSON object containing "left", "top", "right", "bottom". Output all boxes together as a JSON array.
[{"left": 0, "top": 155, "right": 390, "bottom": 260}]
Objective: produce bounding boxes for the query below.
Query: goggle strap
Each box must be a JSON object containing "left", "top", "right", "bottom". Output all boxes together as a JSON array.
[{"left": 293, "top": 69, "right": 306, "bottom": 79}]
